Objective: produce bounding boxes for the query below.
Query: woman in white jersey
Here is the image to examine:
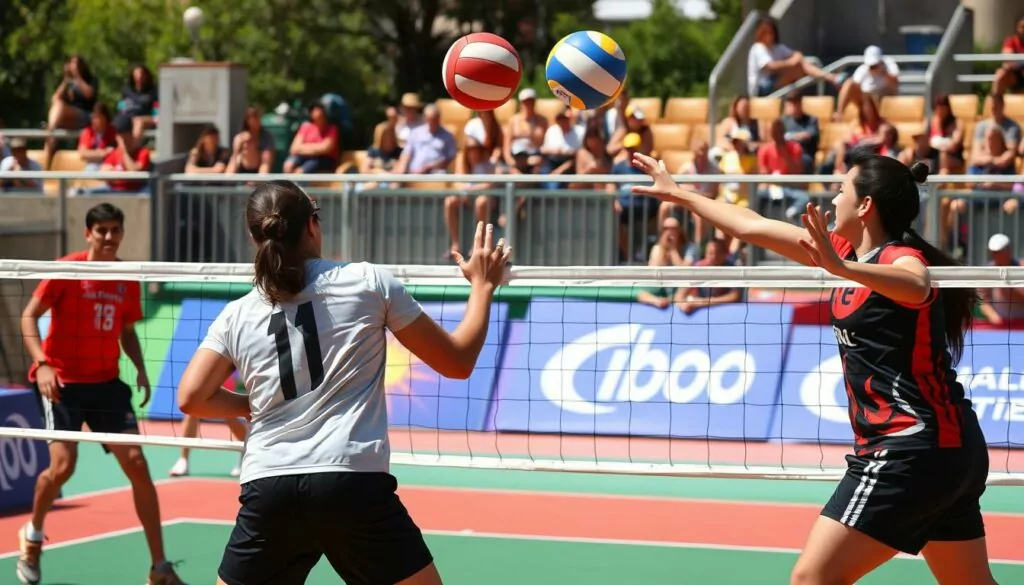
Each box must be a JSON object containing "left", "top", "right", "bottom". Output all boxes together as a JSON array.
[{"left": 177, "top": 180, "right": 511, "bottom": 585}]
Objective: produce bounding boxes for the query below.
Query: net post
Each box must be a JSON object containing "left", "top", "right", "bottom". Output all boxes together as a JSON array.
[
  {"left": 503, "top": 180, "right": 517, "bottom": 243},
  {"left": 924, "top": 182, "right": 940, "bottom": 245},
  {"left": 57, "top": 178, "right": 68, "bottom": 256}
]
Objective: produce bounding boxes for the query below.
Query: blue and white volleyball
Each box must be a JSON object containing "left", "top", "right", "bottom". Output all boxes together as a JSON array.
[{"left": 545, "top": 31, "right": 627, "bottom": 111}]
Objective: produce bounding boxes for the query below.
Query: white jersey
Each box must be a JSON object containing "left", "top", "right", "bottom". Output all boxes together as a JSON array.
[{"left": 198, "top": 260, "right": 423, "bottom": 483}]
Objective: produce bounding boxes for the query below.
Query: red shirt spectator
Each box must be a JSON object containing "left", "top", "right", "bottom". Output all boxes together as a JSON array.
[
  {"left": 102, "top": 144, "right": 151, "bottom": 191},
  {"left": 78, "top": 123, "right": 116, "bottom": 150},
  {"left": 296, "top": 121, "right": 339, "bottom": 160},
  {"left": 758, "top": 140, "right": 804, "bottom": 174}
]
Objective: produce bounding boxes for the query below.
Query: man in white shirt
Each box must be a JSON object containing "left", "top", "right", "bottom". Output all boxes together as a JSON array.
[
  {"left": 836, "top": 46, "right": 900, "bottom": 120},
  {"left": 539, "top": 107, "right": 581, "bottom": 185},
  {"left": 0, "top": 138, "right": 43, "bottom": 193}
]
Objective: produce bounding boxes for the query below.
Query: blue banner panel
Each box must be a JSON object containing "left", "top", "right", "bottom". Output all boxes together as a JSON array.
[
  {"left": 489, "top": 299, "right": 792, "bottom": 439},
  {"left": 0, "top": 389, "right": 53, "bottom": 513},
  {"left": 770, "top": 326, "right": 1024, "bottom": 448},
  {"left": 153, "top": 299, "right": 506, "bottom": 432},
  {"left": 386, "top": 301, "right": 508, "bottom": 432}
]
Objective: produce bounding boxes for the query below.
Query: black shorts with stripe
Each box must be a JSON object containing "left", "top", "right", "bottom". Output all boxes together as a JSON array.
[
  {"left": 33, "top": 379, "right": 139, "bottom": 453},
  {"left": 821, "top": 429, "right": 989, "bottom": 555},
  {"left": 218, "top": 471, "right": 433, "bottom": 585}
]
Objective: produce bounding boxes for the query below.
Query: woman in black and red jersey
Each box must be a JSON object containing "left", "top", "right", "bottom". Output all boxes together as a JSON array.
[{"left": 630, "top": 149, "right": 995, "bottom": 585}]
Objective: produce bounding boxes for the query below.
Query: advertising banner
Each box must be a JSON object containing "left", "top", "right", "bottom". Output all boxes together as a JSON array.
[
  {"left": 0, "top": 389, "right": 52, "bottom": 512},
  {"left": 153, "top": 298, "right": 507, "bottom": 431},
  {"left": 770, "top": 326, "right": 1024, "bottom": 447},
  {"left": 489, "top": 299, "right": 793, "bottom": 439}
]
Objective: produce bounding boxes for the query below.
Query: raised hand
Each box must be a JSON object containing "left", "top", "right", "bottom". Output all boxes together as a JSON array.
[
  {"left": 798, "top": 203, "right": 844, "bottom": 274},
  {"left": 629, "top": 153, "right": 684, "bottom": 204},
  {"left": 452, "top": 222, "right": 512, "bottom": 290}
]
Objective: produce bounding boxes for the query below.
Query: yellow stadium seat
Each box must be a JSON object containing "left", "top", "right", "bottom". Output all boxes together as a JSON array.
[
  {"left": 660, "top": 149, "right": 694, "bottom": 174},
  {"left": 750, "top": 97, "right": 781, "bottom": 122},
  {"left": 893, "top": 122, "right": 921, "bottom": 149},
  {"left": 494, "top": 100, "right": 517, "bottom": 124},
  {"left": 528, "top": 98, "right": 564, "bottom": 123},
  {"left": 950, "top": 94, "right": 979, "bottom": 122},
  {"left": 820, "top": 122, "right": 853, "bottom": 151},
  {"left": 879, "top": 95, "right": 924, "bottom": 123},
  {"left": 662, "top": 98, "right": 709, "bottom": 125},
  {"left": 26, "top": 149, "right": 49, "bottom": 170},
  {"left": 629, "top": 98, "right": 663, "bottom": 123},
  {"left": 650, "top": 123, "right": 691, "bottom": 155},
  {"left": 983, "top": 93, "right": 1024, "bottom": 119},
  {"left": 336, "top": 150, "right": 368, "bottom": 174},
  {"left": 801, "top": 96, "right": 835, "bottom": 121},
  {"left": 689, "top": 123, "right": 710, "bottom": 146},
  {"left": 436, "top": 99, "right": 472, "bottom": 127}
]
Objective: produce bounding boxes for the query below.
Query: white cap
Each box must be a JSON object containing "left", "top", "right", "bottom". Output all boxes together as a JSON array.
[
  {"left": 863, "top": 45, "right": 884, "bottom": 67},
  {"left": 518, "top": 88, "right": 536, "bottom": 101},
  {"left": 989, "top": 233, "right": 1011, "bottom": 252}
]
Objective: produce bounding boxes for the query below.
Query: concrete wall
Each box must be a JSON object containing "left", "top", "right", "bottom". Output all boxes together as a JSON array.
[{"left": 964, "top": 0, "right": 1024, "bottom": 47}]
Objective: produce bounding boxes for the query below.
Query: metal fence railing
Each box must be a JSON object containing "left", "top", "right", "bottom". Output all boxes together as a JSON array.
[{"left": 4, "top": 170, "right": 1024, "bottom": 268}]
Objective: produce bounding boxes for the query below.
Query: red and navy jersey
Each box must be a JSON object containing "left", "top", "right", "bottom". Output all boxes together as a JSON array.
[{"left": 829, "top": 233, "right": 975, "bottom": 455}]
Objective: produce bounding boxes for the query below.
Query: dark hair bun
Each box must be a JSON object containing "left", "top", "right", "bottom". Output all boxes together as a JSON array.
[
  {"left": 910, "top": 161, "right": 930, "bottom": 184},
  {"left": 261, "top": 213, "right": 286, "bottom": 240}
]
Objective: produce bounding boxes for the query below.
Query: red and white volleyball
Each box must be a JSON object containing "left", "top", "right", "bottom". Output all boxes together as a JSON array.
[{"left": 442, "top": 33, "right": 522, "bottom": 111}]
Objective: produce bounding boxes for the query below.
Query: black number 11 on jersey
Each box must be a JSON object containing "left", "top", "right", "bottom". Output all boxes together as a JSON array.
[{"left": 268, "top": 301, "right": 325, "bottom": 400}]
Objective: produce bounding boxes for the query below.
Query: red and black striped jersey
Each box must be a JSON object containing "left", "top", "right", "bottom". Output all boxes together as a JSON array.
[{"left": 829, "top": 233, "right": 976, "bottom": 454}]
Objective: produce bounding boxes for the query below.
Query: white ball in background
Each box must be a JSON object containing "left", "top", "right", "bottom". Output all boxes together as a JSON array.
[{"left": 183, "top": 6, "right": 204, "bottom": 29}]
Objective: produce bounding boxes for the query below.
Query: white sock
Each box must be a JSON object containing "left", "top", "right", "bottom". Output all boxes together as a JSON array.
[{"left": 23, "top": 522, "right": 44, "bottom": 542}]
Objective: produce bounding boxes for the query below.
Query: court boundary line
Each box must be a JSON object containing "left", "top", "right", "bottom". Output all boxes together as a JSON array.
[
  {"left": 0, "top": 519, "right": 190, "bottom": 560},
  {"left": 169, "top": 518, "right": 1024, "bottom": 567},
  {"left": 169, "top": 476, "right": 1024, "bottom": 519}
]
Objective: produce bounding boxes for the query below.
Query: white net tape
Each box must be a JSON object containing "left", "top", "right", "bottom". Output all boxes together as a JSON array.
[{"left": 1, "top": 260, "right": 1023, "bottom": 485}]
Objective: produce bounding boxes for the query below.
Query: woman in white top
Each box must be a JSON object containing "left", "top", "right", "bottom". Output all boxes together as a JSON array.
[
  {"left": 178, "top": 180, "right": 510, "bottom": 585},
  {"left": 748, "top": 17, "right": 837, "bottom": 97},
  {"left": 444, "top": 136, "right": 500, "bottom": 258}
]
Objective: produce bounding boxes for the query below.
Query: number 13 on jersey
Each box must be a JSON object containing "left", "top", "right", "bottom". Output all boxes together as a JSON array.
[{"left": 268, "top": 301, "right": 326, "bottom": 401}]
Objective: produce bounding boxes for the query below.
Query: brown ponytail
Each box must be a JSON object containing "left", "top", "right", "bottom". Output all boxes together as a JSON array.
[{"left": 246, "top": 180, "right": 319, "bottom": 305}]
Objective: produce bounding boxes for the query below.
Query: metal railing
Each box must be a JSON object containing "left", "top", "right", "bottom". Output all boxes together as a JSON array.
[
  {"left": 1, "top": 128, "right": 158, "bottom": 141},
  {"left": 5, "top": 170, "right": 1024, "bottom": 269},
  {"left": 924, "top": 5, "right": 974, "bottom": 120}
]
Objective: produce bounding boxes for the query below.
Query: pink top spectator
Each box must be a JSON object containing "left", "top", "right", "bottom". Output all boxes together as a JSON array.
[
  {"left": 297, "top": 121, "right": 339, "bottom": 160},
  {"left": 758, "top": 141, "right": 803, "bottom": 174},
  {"left": 78, "top": 125, "right": 116, "bottom": 150}
]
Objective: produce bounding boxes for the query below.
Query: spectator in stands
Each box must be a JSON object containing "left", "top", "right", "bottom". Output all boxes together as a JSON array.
[
  {"left": 976, "top": 94, "right": 1021, "bottom": 153},
  {"left": 463, "top": 110, "right": 504, "bottom": 165},
  {"left": 0, "top": 138, "right": 43, "bottom": 193},
  {"left": 718, "top": 127, "right": 757, "bottom": 207},
  {"left": 45, "top": 55, "right": 98, "bottom": 162},
  {"left": 822, "top": 94, "right": 886, "bottom": 175},
  {"left": 968, "top": 126, "right": 1017, "bottom": 189},
  {"left": 114, "top": 64, "right": 158, "bottom": 144},
  {"left": 78, "top": 117, "right": 152, "bottom": 195},
  {"left": 758, "top": 118, "right": 810, "bottom": 221},
  {"left": 395, "top": 93, "right": 424, "bottom": 147},
  {"left": 77, "top": 103, "right": 117, "bottom": 172},
  {"left": 608, "top": 103, "right": 653, "bottom": 158},
  {"left": 993, "top": 15, "right": 1024, "bottom": 95},
  {"left": 504, "top": 88, "right": 548, "bottom": 166},
  {"left": 283, "top": 103, "right": 340, "bottom": 174},
  {"left": 359, "top": 119, "right": 402, "bottom": 176},
  {"left": 444, "top": 136, "right": 498, "bottom": 259},
  {"left": 395, "top": 104, "right": 457, "bottom": 175},
  {"left": 899, "top": 125, "right": 940, "bottom": 172},
  {"left": 660, "top": 139, "right": 721, "bottom": 234},
  {"left": 979, "top": 233, "right": 1024, "bottom": 325},
  {"left": 572, "top": 118, "right": 612, "bottom": 189},
  {"left": 719, "top": 96, "right": 761, "bottom": 154},
  {"left": 835, "top": 46, "right": 900, "bottom": 121},
  {"left": 877, "top": 123, "right": 901, "bottom": 158},
  {"left": 636, "top": 217, "right": 700, "bottom": 309},
  {"left": 227, "top": 106, "right": 274, "bottom": 174},
  {"left": 928, "top": 94, "right": 966, "bottom": 174},
  {"left": 678, "top": 238, "right": 742, "bottom": 314},
  {"left": 539, "top": 107, "right": 581, "bottom": 188},
  {"left": 185, "top": 125, "right": 229, "bottom": 174},
  {"left": 780, "top": 92, "right": 819, "bottom": 173},
  {"left": 609, "top": 132, "right": 657, "bottom": 262},
  {"left": 748, "top": 16, "right": 836, "bottom": 97}
]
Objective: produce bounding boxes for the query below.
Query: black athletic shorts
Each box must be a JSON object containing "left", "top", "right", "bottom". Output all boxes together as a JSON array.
[
  {"left": 218, "top": 472, "right": 433, "bottom": 585},
  {"left": 821, "top": 431, "right": 989, "bottom": 555},
  {"left": 33, "top": 378, "right": 139, "bottom": 453}
]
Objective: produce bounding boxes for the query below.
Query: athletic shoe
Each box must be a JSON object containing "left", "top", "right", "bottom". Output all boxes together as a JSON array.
[
  {"left": 168, "top": 458, "right": 189, "bottom": 477},
  {"left": 16, "top": 525, "right": 43, "bottom": 585},
  {"left": 148, "top": 561, "right": 187, "bottom": 585}
]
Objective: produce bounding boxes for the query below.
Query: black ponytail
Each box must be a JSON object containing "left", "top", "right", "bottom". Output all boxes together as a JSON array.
[
  {"left": 246, "top": 181, "right": 318, "bottom": 305},
  {"left": 850, "top": 152, "right": 979, "bottom": 364}
]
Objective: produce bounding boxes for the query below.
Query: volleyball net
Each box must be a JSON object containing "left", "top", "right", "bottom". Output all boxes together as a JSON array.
[{"left": 0, "top": 259, "right": 1023, "bottom": 485}]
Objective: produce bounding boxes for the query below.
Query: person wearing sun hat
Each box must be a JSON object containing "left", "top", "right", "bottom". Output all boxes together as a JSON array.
[
  {"left": 396, "top": 92, "right": 424, "bottom": 147},
  {"left": 978, "top": 233, "right": 1024, "bottom": 325},
  {"left": 608, "top": 131, "right": 656, "bottom": 262}
]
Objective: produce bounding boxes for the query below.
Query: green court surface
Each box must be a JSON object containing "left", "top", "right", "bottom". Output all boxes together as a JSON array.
[{"left": 0, "top": 443, "right": 1021, "bottom": 584}]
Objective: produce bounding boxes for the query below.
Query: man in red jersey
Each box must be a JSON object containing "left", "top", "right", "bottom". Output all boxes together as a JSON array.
[{"left": 17, "top": 203, "right": 186, "bottom": 585}]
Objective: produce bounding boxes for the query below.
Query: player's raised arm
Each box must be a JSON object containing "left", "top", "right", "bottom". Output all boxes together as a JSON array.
[
  {"left": 629, "top": 152, "right": 814, "bottom": 266},
  {"left": 393, "top": 221, "right": 512, "bottom": 379}
]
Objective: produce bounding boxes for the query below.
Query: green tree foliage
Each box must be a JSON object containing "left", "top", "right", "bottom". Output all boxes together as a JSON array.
[{"left": 0, "top": 0, "right": 758, "bottom": 142}]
